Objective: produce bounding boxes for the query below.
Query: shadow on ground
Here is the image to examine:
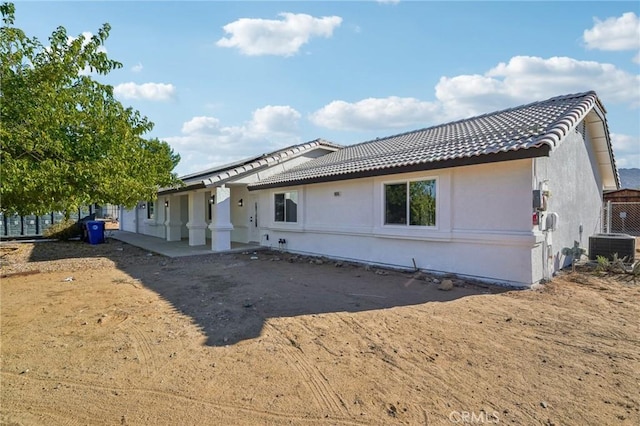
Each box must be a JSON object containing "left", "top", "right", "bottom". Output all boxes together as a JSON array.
[{"left": 23, "top": 238, "right": 510, "bottom": 346}]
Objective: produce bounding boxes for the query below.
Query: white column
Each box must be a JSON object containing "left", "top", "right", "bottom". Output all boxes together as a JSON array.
[
  {"left": 164, "top": 196, "right": 182, "bottom": 241},
  {"left": 186, "top": 191, "right": 207, "bottom": 246},
  {"left": 209, "top": 186, "right": 234, "bottom": 251}
]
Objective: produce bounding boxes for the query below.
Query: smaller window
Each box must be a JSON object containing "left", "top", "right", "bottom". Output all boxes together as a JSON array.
[
  {"left": 274, "top": 191, "right": 298, "bottom": 223},
  {"left": 147, "top": 201, "right": 154, "bottom": 220}
]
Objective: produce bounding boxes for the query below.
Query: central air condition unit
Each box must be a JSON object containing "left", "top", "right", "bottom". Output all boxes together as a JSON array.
[{"left": 588, "top": 233, "right": 636, "bottom": 261}]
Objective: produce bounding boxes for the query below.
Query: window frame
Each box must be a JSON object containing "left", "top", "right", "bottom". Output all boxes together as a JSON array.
[
  {"left": 383, "top": 178, "right": 437, "bottom": 228},
  {"left": 146, "top": 201, "right": 155, "bottom": 220},
  {"left": 273, "top": 190, "right": 299, "bottom": 223}
]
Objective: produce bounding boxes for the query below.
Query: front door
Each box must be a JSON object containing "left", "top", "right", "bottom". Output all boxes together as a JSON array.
[{"left": 248, "top": 195, "right": 260, "bottom": 243}]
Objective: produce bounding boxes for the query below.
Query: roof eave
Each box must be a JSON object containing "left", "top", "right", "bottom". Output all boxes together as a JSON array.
[
  {"left": 584, "top": 106, "right": 620, "bottom": 191},
  {"left": 158, "top": 182, "right": 206, "bottom": 196},
  {"left": 248, "top": 146, "right": 550, "bottom": 191}
]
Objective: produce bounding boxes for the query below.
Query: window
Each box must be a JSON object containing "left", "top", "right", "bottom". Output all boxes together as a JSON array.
[
  {"left": 146, "top": 201, "right": 154, "bottom": 220},
  {"left": 385, "top": 179, "right": 436, "bottom": 226},
  {"left": 274, "top": 191, "right": 298, "bottom": 223}
]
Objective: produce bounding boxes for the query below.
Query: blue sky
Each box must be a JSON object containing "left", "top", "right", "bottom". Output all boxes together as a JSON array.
[{"left": 13, "top": 1, "right": 640, "bottom": 175}]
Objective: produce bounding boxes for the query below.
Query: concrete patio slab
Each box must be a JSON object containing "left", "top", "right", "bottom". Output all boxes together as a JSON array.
[{"left": 108, "top": 230, "right": 263, "bottom": 258}]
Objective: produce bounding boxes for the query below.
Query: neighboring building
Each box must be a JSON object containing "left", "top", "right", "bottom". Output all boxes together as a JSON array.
[
  {"left": 603, "top": 189, "right": 640, "bottom": 203},
  {"left": 603, "top": 189, "right": 640, "bottom": 235},
  {"left": 123, "top": 91, "right": 619, "bottom": 287}
]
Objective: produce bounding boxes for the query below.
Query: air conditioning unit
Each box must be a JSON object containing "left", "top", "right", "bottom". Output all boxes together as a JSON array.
[{"left": 588, "top": 233, "right": 636, "bottom": 261}]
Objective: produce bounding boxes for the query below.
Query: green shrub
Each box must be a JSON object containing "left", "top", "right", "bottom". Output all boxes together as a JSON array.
[
  {"left": 595, "top": 253, "right": 628, "bottom": 274},
  {"left": 43, "top": 219, "right": 82, "bottom": 240},
  {"left": 595, "top": 255, "right": 610, "bottom": 272}
]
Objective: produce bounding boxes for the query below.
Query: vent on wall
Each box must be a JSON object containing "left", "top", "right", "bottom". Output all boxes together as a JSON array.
[{"left": 588, "top": 234, "right": 636, "bottom": 261}]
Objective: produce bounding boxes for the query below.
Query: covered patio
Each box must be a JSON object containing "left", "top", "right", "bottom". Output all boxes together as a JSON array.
[{"left": 109, "top": 230, "right": 263, "bottom": 258}]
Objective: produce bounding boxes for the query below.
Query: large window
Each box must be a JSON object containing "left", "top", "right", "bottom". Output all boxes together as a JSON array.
[
  {"left": 274, "top": 191, "right": 298, "bottom": 223},
  {"left": 385, "top": 179, "right": 436, "bottom": 226}
]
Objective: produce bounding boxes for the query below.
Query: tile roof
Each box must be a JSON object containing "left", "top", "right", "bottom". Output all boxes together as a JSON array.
[
  {"left": 159, "top": 139, "right": 342, "bottom": 195},
  {"left": 249, "top": 91, "right": 617, "bottom": 189}
]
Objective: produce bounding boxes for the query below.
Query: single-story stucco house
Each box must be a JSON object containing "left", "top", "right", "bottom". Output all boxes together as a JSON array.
[{"left": 120, "top": 91, "right": 619, "bottom": 287}]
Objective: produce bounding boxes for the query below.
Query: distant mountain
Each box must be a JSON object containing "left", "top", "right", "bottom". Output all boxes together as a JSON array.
[{"left": 619, "top": 168, "right": 640, "bottom": 189}]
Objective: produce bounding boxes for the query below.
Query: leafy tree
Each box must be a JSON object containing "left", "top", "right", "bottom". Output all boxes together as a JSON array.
[
  {"left": 0, "top": 2, "right": 181, "bottom": 216},
  {"left": 409, "top": 180, "right": 436, "bottom": 226}
]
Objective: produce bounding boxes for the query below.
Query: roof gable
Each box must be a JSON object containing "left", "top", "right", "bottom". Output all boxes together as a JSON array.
[
  {"left": 159, "top": 139, "right": 342, "bottom": 195},
  {"left": 249, "top": 92, "right": 619, "bottom": 190}
]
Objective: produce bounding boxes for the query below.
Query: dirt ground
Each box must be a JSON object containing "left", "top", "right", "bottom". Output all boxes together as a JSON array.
[{"left": 1, "top": 239, "right": 638, "bottom": 425}]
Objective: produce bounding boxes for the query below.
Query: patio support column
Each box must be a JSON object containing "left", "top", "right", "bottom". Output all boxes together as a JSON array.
[
  {"left": 164, "top": 196, "right": 182, "bottom": 242},
  {"left": 186, "top": 191, "right": 207, "bottom": 246},
  {"left": 208, "top": 186, "right": 233, "bottom": 251}
]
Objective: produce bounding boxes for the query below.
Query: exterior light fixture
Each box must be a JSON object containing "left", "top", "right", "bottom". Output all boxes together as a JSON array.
[
  {"left": 209, "top": 195, "right": 215, "bottom": 204},
  {"left": 164, "top": 200, "right": 169, "bottom": 207},
  {"left": 237, "top": 199, "right": 244, "bottom": 207}
]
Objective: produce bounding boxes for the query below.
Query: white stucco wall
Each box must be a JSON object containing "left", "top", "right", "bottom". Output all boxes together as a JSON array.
[
  {"left": 534, "top": 120, "right": 604, "bottom": 274},
  {"left": 119, "top": 207, "right": 136, "bottom": 233},
  {"left": 136, "top": 201, "right": 165, "bottom": 239},
  {"left": 230, "top": 186, "right": 251, "bottom": 243},
  {"left": 254, "top": 160, "right": 539, "bottom": 286}
]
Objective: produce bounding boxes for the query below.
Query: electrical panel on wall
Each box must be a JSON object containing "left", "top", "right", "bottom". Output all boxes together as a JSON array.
[{"left": 533, "top": 190, "right": 543, "bottom": 210}]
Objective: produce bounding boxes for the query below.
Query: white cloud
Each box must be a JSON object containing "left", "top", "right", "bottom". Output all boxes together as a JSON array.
[
  {"left": 181, "top": 116, "right": 220, "bottom": 135},
  {"left": 583, "top": 12, "right": 640, "bottom": 51},
  {"left": 377, "top": 0, "right": 401, "bottom": 4},
  {"left": 311, "top": 55, "right": 639, "bottom": 132},
  {"left": 435, "top": 55, "right": 640, "bottom": 119},
  {"left": 250, "top": 105, "right": 301, "bottom": 134},
  {"left": 310, "top": 96, "right": 439, "bottom": 131},
  {"left": 165, "top": 105, "right": 302, "bottom": 175},
  {"left": 131, "top": 62, "right": 143, "bottom": 73},
  {"left": 216, "top": 13, "right": 342, "bottom": 56},
  {"left": 611, "top": 133, "right": 640, "bottom": 169},
  {"left": 113, "top": 82, "right": 176, "bottom": 101}
]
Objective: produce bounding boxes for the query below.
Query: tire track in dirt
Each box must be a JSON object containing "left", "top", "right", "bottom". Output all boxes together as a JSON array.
[
  {"left": 265, "top": 322, "right": 350, "bottom": 418},
  {"left": 2, "top": 407, "right": 83, "bottom": 426},
  {"left": 116, "top": 320, "right": 156, "bottom": 378},
  {"left": 0, "top": 371, "right": 366, "bottom": 425},
  {"left": 335, "top": 313, "right": 406, "bottom": 372},
  {"left": 333, "top": 312, "right": 473, "bottom": 414}
]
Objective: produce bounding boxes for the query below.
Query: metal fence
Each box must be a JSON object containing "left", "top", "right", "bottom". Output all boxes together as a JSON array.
[
  {"left": 603, "top": 201, "right": 640, "bottom": 236},
  {"left": 0, "top": 204, "right": 119, "bottom": 238}
]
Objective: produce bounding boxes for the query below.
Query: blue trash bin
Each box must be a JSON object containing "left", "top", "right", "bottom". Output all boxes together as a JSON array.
[{"left": 86, "top": 221, "right": 105, "bottom": 245}]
